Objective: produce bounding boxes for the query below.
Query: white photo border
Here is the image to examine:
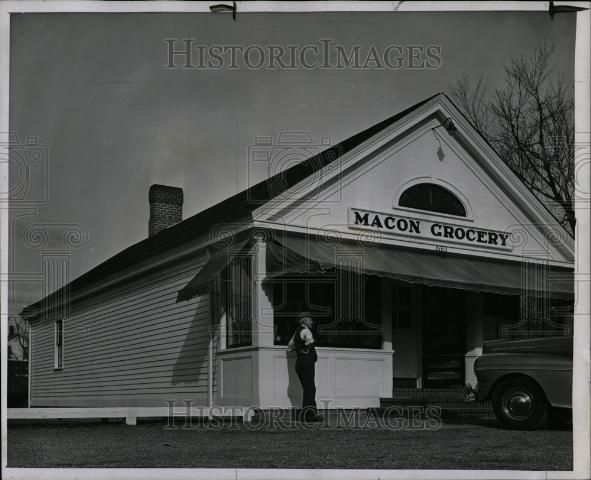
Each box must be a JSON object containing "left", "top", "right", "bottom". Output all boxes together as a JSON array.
[{"left": 1, "top": 2, "right": 589, "bottom": 480}]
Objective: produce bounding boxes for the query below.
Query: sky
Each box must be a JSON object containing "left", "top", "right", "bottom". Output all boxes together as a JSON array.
[{"left": 8, "top": 11, "right": 576, "bottom": 313}]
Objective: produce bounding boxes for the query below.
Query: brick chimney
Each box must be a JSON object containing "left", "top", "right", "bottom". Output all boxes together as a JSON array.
[{"left": 148, "top": 184, "right": 183, "bottom": 237}]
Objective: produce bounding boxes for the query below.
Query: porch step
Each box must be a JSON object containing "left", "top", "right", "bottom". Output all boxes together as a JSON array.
[
  {"left": 380, "top": 398, "right": 492, "bottom": 409},
  {"left": 389, "top": 387, "right": 468, "bottom": 403},
  {"left": 370, "top": 403, "right": 495, "bottom": 420},
  {"left": 380, "top": 388, "right": 494, "bottom": 420}
]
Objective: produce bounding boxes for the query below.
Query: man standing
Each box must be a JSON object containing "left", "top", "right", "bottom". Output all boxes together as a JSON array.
[{"left": 288, "top": 312, "right": 319, "bottom": 422}]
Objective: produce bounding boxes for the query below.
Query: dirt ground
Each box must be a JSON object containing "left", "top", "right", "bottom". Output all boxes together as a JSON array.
[{"left": 7, "top": 418, "right": 572, "bottom": 470}]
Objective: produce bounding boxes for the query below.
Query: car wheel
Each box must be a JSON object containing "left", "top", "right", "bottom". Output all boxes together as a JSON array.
[{"left": 491, "top": 376, "right": 548, "bottom": 430}]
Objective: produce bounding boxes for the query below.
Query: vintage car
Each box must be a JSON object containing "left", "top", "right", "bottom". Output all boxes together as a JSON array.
[{"left": 474, "top": 336, "right": 572, "bottom": 429}]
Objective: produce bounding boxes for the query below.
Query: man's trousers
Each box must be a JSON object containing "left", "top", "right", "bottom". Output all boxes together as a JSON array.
[{"left": 295, "top": 360, "right": 317, "bottom": 419}]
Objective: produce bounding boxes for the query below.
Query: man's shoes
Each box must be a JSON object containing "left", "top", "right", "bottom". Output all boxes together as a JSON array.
[
  {"left": 303, "top": 411, "right": 322, "bottom": 423},
  {"left": 307, "top": 415, "right": 323, "bottom": 423},
  {"left": 295, "top": 409, "right": 323, "bottom": 423}
]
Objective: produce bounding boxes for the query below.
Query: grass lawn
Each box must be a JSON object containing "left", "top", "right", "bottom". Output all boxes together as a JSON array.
[{"left": 7, "top": 419, "right": 572, "bottom": 470}]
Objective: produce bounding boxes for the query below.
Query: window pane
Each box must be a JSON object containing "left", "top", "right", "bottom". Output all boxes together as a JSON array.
[
  {"left": 272, "top": 272, "right": 381, "bottom": 349},
  {"left": 481, "top": 293, "right": 571, "bottom": 340},
  {"left": 55, "top": 320, "right": 63, "bottom": 368},
  {"left": 398, "top": 286, "right": 411, "bottom": 307},
  {"left": 224, "top": 256, "right": 253, "bottom": 348},
  {"left": 398, "top": 309, "right": 412, "bottom": 329},
  {"left": 392, "top": 284, "right": 412, "bottom": 330},
  {"left": 399, "top": 183, "right": 466, "bottom": 217}
]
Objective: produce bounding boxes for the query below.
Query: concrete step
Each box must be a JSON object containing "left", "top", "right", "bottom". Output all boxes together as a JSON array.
[
  {"left": 382, "top": 397, "right": 488, "bottom": 406},
  {"left": 378, "top": 400, "right": 492, "bottom": 410},
  {"left": 381, "top": 387, "right": 494, "bottom": 420},
  {"left": 371, "top": 403, "right": 495, "bottom": 420},
  {"left": 387, "top": 387, "right": 470, "bottom": 403}
]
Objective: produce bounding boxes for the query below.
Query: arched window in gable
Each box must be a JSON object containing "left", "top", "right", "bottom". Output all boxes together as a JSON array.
[{"left": 399, "top": 183, "right": 466, "bottom": 217}]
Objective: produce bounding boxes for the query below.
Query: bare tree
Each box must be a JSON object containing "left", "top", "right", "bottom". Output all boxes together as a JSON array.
[
  {"left": 452, "top": 44, "right": 575, "bottom": 234},
  {"left": 8, "top": 315, "right": 29, "bottom": 361}
]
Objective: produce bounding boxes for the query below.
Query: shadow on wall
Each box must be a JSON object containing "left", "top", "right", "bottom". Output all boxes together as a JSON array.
[
  {"left": 171, "top": 287, "right": 304, "bottom": 408},
  {"left": 170, "top": 296, "right": 213, "bottom": 393}
]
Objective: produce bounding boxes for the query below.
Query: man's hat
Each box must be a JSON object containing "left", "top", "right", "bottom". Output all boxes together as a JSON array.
[{"left": 297, "top": 311, "right": 313, "bottom": 324}]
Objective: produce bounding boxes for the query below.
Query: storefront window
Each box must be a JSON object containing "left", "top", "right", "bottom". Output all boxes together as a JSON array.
[
  {"left": 215, "top": 255, "right": 253, "bottom": 348},
  {"left": 548, "top": 299, "right": 574, "bottom": 336},
  {"left": 483, "top": 293, "right": 520, "bottom": 340},
  {"left": 272, "top": 272, "right": 382, "bottom": 349},
  {"left": 392, "top": 284, "right": 412, "bottom": 329},
  {"left": 482, "top": 293, "right": 572, "bottom": 340}
]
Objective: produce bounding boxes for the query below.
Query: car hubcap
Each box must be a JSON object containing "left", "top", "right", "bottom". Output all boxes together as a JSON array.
[{"left": 502, "top": 388, "right": 534, "bottom": 420}]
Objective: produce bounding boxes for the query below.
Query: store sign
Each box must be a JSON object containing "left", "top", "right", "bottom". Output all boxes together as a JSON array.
[{"left": 348, "top": 208, "right": 512, "bottom": 250}]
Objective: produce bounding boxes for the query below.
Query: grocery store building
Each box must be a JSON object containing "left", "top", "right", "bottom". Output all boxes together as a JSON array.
[{"left": 23, "top": 93, "right": 574, "bottom": 410}]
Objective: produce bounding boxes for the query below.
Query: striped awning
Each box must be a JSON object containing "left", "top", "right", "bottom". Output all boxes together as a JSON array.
[
  {"left": 176, "top": 238, "right": 251, "bottom": 302},
  {"left": 265, "top": 234, "right": 574, "bottom": 299}
]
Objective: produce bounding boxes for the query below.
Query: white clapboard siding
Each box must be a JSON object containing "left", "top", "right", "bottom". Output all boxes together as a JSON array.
[{"left": 29, "top": 252, "right": 220, "bottom": 408}]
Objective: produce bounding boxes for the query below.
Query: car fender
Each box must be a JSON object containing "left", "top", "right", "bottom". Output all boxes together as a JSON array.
[{"left": 474, "top": 352, "right": 572, "bottom": 408}]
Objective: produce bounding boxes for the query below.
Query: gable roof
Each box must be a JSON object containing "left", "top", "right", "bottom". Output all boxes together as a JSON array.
[
  {"left": 23, "top": 91, "right": 573, "bottom": 317},
  {"left": 252, "top": 93, "right": 573, "bottom": 248},
  {"left": 22, "top": 93, "right": 440, "bottom": 317}
]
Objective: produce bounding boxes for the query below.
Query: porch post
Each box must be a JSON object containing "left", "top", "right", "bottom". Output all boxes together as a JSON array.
[
  {"left": 464, "top": 292, "right": 483, "bottom": 388},
  {"left": 252, "top": 232, "right": 274, "bottom": 347},
  {"left": 251, "top": 232, "right": 276, "bottom": 409},
  {"left": 381, "top": 278, "right": 393, "bottom": 351},
  {"left": 381, "top": 278, "right": 393, "bottom": 398}
]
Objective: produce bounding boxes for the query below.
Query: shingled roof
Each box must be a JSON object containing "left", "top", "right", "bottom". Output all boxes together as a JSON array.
[{"left": 22, "top": 93, "right": 442, "bottom": 316}]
